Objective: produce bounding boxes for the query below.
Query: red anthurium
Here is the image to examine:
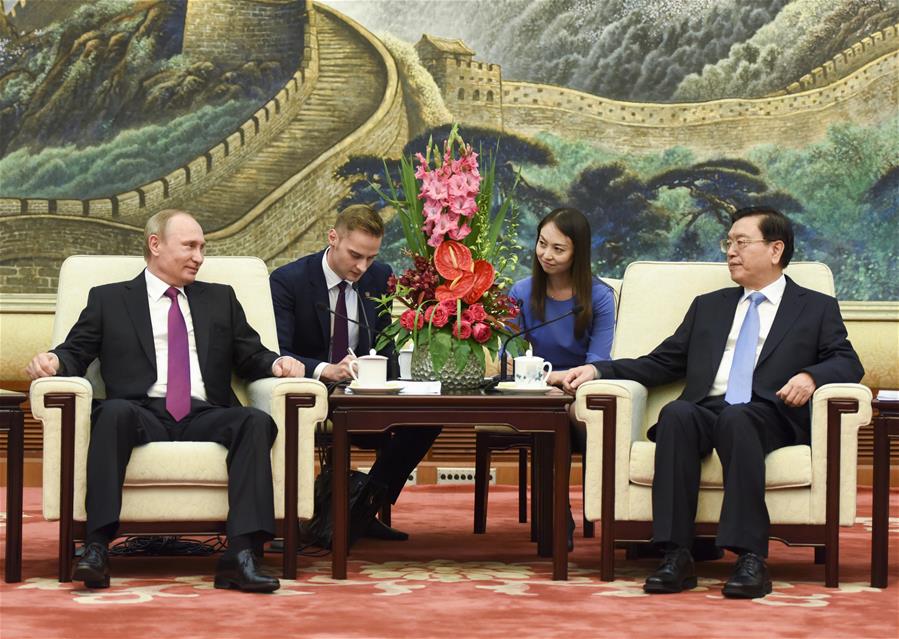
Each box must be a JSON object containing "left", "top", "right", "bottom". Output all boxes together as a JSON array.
[
  {"left": 434, "top": 240, "right": 473, "bottom": 279},
  {"left": 462, "top": 260, "right": 495, "bottom": 304},
  {"left": 435, "top": 271, "right": 475, "bottom": 301}
]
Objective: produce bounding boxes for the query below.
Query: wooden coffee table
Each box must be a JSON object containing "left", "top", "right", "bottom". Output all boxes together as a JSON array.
[
  {"left": 328, "top": 387, "right": 574, "bottom": 580},
  {"left": 0, "top": 389, "right": 26, "bottom": 583}
]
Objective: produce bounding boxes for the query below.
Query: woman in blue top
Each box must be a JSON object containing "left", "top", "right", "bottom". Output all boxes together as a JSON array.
[
  {"left": 510, "top": 207, "right": 615, "bottom": 548},
  {"left": 510, "top": 207, "right": 615, "bottom": 387}
]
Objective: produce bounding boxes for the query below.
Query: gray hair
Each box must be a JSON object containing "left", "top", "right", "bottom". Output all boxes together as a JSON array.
[{"left": 143, "top": 209, "right": 195, "bottom": 259}]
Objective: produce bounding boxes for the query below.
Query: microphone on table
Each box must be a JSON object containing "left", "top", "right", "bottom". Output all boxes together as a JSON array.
[
  {"left": 498, "top": 304, "right": 584, "bottom": 382},
  {"left": 351, "top": 282, "right": 376, "bottom": 354}
]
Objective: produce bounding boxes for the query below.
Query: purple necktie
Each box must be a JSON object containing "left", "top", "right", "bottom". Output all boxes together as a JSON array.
[
  {"left": 331, "top": 281, "right": 349, "bottom": 363},
  {"left": 164, "top": 287, "right": 191, "bottom": 421}
]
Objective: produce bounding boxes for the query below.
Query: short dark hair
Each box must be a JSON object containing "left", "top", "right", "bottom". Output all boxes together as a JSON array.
[
  {"left": 731, "top": 206, "right": 794, "bottom": 268},
  {"left": 334, "top": 203, "right": 384, "bottom": 237}
]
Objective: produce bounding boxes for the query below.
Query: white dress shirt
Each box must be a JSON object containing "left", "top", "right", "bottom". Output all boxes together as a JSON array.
[
  {"left": 708, "top": 274, "right": 786, "bottom": 398},
  {"left": 145, "top": 268, "right": 207, "bottom": 401},
  {"left": 312, "top": 249, "right": 359, "bottom": 380}
]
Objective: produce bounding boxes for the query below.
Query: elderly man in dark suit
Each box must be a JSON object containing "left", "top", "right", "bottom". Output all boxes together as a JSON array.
[
  {"left": 26, "top": 209, "right": 304, "bottom": 593},
  {"left": 270, "top": 204, "right": 440, "bottom": 544},
  {"left": 563, "top": 207, "right": 864, "bottom": 599}
]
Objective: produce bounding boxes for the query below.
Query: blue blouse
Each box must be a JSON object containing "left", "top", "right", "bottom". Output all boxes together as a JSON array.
[{"left": 508, "top": 277, "right": 615, "bottom": 370}]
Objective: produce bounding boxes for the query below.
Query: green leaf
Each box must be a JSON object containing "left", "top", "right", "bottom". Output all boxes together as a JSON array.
[
  {"left": 471, "top": 342, "right": 486, "bottom": 370},
  {"left": 429, "top": 330, "right": 452, "bottom": 374},
  {"left": 452, "top": 339, "right": 470, "bottom": 372}
]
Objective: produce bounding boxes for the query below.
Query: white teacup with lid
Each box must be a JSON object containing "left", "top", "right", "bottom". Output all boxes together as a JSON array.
[
  {"left": 350, "top": 349, "right": 388, "bottom": 386},
  {"left": 513, "top": 349, "right": 552, "bottom": 387}
]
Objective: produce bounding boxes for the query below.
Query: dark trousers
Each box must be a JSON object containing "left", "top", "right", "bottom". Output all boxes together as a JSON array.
[
  {"left": 86, "top": 398, "right": 278, "bottom": 543},
  {"left": 360, "top": 427, "right": 441, "bottom": 504},
  {"left": 650, "top": 396, "right": 793, "bottom": 557}
]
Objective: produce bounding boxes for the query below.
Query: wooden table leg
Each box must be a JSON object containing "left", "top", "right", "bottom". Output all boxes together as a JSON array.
[
  {"left": 534, "top": 433, "right": 553, "bottom": 558},
  {"left": 552, "top": 410, "right": 570, "bottom": 581},
  {"left": 2, "top": 405, "right": 24, "bottom": 583},
  {"left": 871, "top": 410, "right": 892, "bottom": 588},
  {"left": 331, "top": 411, "right": 349, "bottom": 580}
]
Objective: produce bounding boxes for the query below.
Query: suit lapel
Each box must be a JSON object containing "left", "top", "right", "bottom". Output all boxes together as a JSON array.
[
  {"left": 185, "top": 281, "right": 211, "bottom": 376},
  {"left": 124, "top": 272, "right": 155, "bottom": 370},
  {"left": 757, "top": 276, "right": 806, "bottom": 367},
  {"left": 310, "top": 253, "right": 331, "bottom": 343}
]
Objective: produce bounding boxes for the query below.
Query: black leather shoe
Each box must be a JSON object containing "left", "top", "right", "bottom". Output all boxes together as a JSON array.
[
  {"left": 214, "top": 548, "right": 280, "bottom": 593},
  {"left": 73, "top": 542, "right": 110, "bottom": 588},
  {"left": 365, "top": 517, "right": 409, "bottom": 541},
  {"left": 643, "top": 547, "right": 697, "bottom": 594},
  {"left": 349, "top": 479, "right": 389, "bottom": 547},
  {"left": 722, "top": 552, "right": 772, "bottom": 599}
]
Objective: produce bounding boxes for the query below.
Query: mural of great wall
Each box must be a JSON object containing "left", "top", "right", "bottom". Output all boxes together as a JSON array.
[{"left": 0, "top": 0, "right": 897, "bottom": 298}]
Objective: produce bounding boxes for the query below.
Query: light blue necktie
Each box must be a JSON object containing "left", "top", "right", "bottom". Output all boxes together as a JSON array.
[{"left": 725, "top": 292, "right": 766, "bottom": 405}]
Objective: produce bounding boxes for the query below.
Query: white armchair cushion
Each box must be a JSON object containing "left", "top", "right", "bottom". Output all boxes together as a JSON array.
[
  {"left": 628, "top": 441, "right": 812, "bottom": 489},
  {"left": 124, "top": 443, "right": 228, "bottom": 486}
]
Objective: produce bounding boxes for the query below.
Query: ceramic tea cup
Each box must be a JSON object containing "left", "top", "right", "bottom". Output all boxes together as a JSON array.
[{"left": 513, "top": 349, "right": 552, "bottom": 387}]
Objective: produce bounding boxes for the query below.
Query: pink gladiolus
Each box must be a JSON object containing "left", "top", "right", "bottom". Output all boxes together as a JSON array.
[
  {"left": 448, "top": 174, "right": 470, "bottom": 198},
  {"left": 472, "top": 322, "right": 492, "bottom": 343},
  {"left": 420, "top": 174, "right": 448, "bottom": 202},
  {"left": 447, "top": 223, "right": 472, "bottom": 241},
  {"left": 423, "top": 199, "right": 444, "bottom": 222}
]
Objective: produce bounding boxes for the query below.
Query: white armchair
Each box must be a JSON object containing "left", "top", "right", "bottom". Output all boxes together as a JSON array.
[
  {"left": 30, "top": 256, "right": 329, "bottom": 581},
  {"left": 576, "top": 261, "right": 871, "bottom": 587}
]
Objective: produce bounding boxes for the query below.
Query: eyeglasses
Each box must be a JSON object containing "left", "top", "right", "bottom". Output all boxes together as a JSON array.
[{"left": 720, "top": 238, "right": 770, "bottom": 253}]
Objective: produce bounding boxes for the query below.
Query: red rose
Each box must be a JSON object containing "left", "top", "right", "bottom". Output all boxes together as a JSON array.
[
  {"left": 439, "top": 299, "right": 458, "bottom": 315},
  {"left": 467, "top": 303, "right": 487, "bottom": 322},
  {"left": 471, "top": 322, "right": 492, "bottom": 343},
  {"left": 452, "top": 319, "right": 472, "bottom": 340},
  {"left": 425, "top": 304, "right": 450, "bottom": 328},
  {"left": 400, "top": 308, "right": 423, "bottom": 331},
  {"left": 461, "top": 309, "right": 474, "bottom": 323}
]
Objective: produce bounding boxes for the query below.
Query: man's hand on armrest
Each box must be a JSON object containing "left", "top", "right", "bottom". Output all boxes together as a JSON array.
[
  {"left": 561, "top": 364, "right": 599, "bottom": 394},
  {"left": 776, "top": 371, "right": 816, "bottom": 407},
  {"left": 26, "top": 352, "right": 60, "bottom": 380},
  {"left": 272, "top": 356, "right": 305, "bottom": 378}
]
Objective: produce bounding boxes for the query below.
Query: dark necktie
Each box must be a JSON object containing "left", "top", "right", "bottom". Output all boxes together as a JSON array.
[
  {"left": 725, "top": 292, "right": 766, "bottom": 405},
  {"left": 331, "top": 281, "right": 349, "bottom": 363},
  {"left": 164, "top": 287, "right": 191, "bottom": 421}
]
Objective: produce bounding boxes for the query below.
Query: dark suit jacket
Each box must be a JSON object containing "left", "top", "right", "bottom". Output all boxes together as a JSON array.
[
  {"left": 52, "top": 272, "right": 278, "bottom": 407},
  {"left": 594, "top": 276, "right": 864, "bottom": 445},
  {"left": 269, "top": 250, "right": 397, "bottom": 377}
]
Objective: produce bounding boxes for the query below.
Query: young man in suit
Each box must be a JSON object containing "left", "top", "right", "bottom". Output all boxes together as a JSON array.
[
  {"left": 270, "top": 204, "right": 440, "bottom": 543},
  {"left": 26, "top": 209, "right": 305, "bottom": 593},
  {"left": 562, "top": 207, "right": 864, "bottom": 598}
]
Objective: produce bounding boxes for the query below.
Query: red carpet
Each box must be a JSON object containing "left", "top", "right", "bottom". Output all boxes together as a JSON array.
[{"left": 1, "top": 485, "right": 897, "bottom": 638}]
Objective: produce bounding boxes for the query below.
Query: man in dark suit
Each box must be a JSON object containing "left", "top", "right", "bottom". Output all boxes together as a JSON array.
[
  {"left": 563, "top": 207, "right": 864, "bottom": 598},
  {"left": 26, "top": 209, "right": 304, "bottom": 593},
  {"left": 270, "top": 204, "right": 440, "bottom": 543}
]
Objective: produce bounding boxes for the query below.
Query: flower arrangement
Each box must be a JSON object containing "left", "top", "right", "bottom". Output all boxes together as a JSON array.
[{"left": 372, "top": 126, "right": 525, "bottom": 381}]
